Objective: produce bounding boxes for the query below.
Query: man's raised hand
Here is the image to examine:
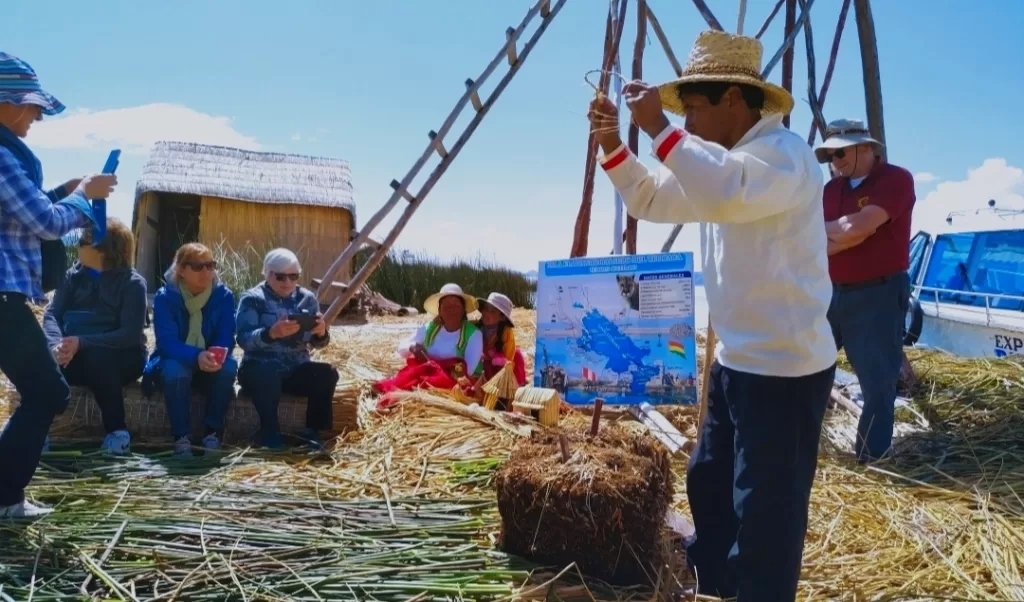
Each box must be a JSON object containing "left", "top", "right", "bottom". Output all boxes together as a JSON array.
[
  {"left": 588, "top": 93, "right": 623, "bottom": 153},
  {"left": 622, "top": 81, "right": 670, "bottom": 140}
]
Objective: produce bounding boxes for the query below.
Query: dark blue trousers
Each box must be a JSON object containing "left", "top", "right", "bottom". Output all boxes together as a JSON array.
[
  {"left": 827, "top": 271, "right": 909, "bottom": 461},
  {"left": 685, "top": 360, "right": 835, "bottom": 601},
  {"left": 0, "top": 293, "right": 71, "bottom": 506}
]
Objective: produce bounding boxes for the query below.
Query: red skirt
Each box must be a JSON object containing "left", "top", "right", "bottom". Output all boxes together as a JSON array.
[
  {"left": 374, "top": 356, "right": 469, "bottom": 410},
  {"left": 481, "top": 348, "right": 528, "bottom": 387}
]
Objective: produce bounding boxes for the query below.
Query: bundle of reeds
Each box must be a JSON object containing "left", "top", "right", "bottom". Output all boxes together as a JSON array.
[{"left": 494, "top": 424, "right": 675, "bottom": 585}]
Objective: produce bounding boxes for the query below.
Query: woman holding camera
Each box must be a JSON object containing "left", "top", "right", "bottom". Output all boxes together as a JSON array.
[{"left": 235, "top": 248, "right": 337, "bottom": 449}]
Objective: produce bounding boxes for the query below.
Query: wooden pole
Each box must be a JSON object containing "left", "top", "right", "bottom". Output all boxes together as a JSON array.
[
  {"left": 854, "top": 0, "right": 886, "bottom": 160},
  {"left": 569, "top": 0, "right": 629, "bottom": 258},
  {"left": 797, "top": 0, "right": 827, "bottom": 137},
  {"left": 624, "top": 0, "right": 646, "bottom": 255},
  {"left": 781, "top": 0, "right": 796, "bottom": 129},
  {"left": 689, "top": 0, "right": 724, "bottom": 30},
  {"left": 697, "top": 325, "right": 716, "bottom": 434},
  {"left": 755, "top": 0, "right": 785, "bottom": 39},
  {"left": 807, "top": 0, "right": 851, "bottom": 145}
]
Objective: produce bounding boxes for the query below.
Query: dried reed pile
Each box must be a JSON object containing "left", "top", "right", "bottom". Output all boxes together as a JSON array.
[{"left": 495, "top": 424, "right": 675, "bottom": 585}]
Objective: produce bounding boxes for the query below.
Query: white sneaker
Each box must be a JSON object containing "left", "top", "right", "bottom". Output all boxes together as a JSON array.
[
  {"left": 202, "top": 432, "right": 222, "bottom": 451},
  {"left": 101, "top": 430, "right": 131, "bottom": 455},
  {"left": 172, "top": 436, "right": 193, "bottom": 457},
  {"left": 0, "top": 500, "right": 53, "bottom": 519}
]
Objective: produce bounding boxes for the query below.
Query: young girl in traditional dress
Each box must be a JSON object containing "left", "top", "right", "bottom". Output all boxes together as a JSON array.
[{"left": 474, "top": 293, "right": 527, "bottom": 392}]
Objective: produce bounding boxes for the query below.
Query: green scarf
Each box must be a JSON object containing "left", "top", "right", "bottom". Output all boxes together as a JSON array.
[{"left": 179, "top": 282, "right": 212, "bottom": 349}]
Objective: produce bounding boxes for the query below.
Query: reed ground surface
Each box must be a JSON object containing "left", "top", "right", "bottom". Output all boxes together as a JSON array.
[{"left": 1, "top": 308, "right": 1022, "bottom": 601}]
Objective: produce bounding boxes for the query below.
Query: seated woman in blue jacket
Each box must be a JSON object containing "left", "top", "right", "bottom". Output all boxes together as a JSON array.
[
  {"left": 143, "top": 242, "right": 236, "bottom": 457},
  {"left": 236, "top": 248, "right": 337, "bottom": 450},
  {"left": 43, "top": 217, "right": 147, "bottom": 455}
]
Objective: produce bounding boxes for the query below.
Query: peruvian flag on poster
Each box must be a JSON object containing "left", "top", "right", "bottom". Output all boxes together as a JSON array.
[{"left": 581, "top": 367, "right": 598, "bottom": 382}]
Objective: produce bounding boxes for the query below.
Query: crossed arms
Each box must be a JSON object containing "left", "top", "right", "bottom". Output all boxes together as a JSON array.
[{"left": 824, "top": 169, "right": 915, "bottom": 255}]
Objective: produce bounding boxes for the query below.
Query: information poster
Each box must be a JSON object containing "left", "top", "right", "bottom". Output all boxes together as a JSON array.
[{"left": 533, "top": 253, "right": 698, "bottom": 406}]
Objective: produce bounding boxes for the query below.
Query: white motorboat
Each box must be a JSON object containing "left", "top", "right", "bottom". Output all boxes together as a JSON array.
[{"left": 904, "top": 201, "right": 1024, "bottom": 358}]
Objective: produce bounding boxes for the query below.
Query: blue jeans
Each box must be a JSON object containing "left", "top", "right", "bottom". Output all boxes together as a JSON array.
[
  {"left": 161, "top": 356, "right": 238, "bottom": 439},
  {"left": 685, "top": 360, "right": 835, "bottom": 601},
  {"left": 0, "top": 293, "right": 71, "bottom": 506},
  {"left": 827, "top": 271, "right": 909, "bottom": 461}
]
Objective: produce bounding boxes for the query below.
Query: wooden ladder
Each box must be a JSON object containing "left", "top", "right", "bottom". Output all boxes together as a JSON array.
[{"left": 317, "top": 0, "right": 568, "bottom": 321}]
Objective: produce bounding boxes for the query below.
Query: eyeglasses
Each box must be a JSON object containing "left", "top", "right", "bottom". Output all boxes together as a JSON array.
[
  {"left": 185, "top": 261, "right": 217, "bottom": 272},
  {"left": 828, "top": 148, "right": 847, "bottom": 161},
  {"left": 273, "top": 272, "right": 300, "bottom": 282}
]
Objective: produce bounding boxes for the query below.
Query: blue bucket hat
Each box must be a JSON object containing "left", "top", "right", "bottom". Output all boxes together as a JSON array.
[{"left": 0, "top": 52, "right": 65, "bottom": 116}]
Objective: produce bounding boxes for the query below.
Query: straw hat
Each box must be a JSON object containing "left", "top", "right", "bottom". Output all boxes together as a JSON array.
[
  {"left": 813, "top": 118, "right": 884, "bottom": 164},
  {"left": 423, "top": 283, "right": 478, "bottom": 316},
  {"left": 477, "top": 292, "right": 515, "bottom": 326},
  {"left": 657, "top": 30, "right": 794, "bottom": 118},
  {"left": 0, "top": 52, "right": 65, "bottom": 116}
]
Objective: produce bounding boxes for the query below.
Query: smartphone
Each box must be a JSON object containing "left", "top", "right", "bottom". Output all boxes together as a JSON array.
[
  {"left": 287, "top": 313, "right": 318, "bottom": 331},
  {"left": 90, "top": 149, "right": 121, "bottom": 247}
]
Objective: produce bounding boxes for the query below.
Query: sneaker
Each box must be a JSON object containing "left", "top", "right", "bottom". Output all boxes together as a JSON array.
[
  {"left": 0, "top": 500, "right": 53, "bottom": 519},
  {"left": 201, "top": 432, "right": 222, "bottom": 451},
  {"left": 172, "top": 435, "right": 193, "bottom": 458},
  {"left": 100, "top": 430, "right": 131, "bottom": 455}
]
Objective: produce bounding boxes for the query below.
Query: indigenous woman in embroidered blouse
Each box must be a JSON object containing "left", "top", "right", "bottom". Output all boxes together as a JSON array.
[
  {"left": 374, "top": 283, "right": 483, "bottom": 395},
  {"left": 474, "top": 292, "right": 527, "bottom": 388}
]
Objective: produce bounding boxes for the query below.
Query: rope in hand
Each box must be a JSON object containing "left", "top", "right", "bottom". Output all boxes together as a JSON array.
[{"left": 583, "top": 68, "right": 641, "bottom": 137}]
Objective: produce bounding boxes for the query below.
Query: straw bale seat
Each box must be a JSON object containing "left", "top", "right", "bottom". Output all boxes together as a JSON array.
[
  {"left": 9, "top": 383, "right": 358, "bottom": 445},
  {"left": 494, "top": 424, "right": 674, "bottom": 585}
]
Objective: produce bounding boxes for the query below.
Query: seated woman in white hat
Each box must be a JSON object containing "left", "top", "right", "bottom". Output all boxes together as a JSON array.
[
  {"left": 473, "top": 292, "right": 526, "bottom": 390},
  {"left": 374, "top": 283, "right": 483, "bottom": 394}
]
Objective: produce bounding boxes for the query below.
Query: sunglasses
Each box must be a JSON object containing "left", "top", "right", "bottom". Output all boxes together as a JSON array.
[
  {"left": 185, "top": 261, "right": 217, "bottom": 272},
  {"left": 273, "top": 272, "right": 300, "bottom": 282},
  {"left": 828, "top": 148, "right": 847, "bottom": 161}
]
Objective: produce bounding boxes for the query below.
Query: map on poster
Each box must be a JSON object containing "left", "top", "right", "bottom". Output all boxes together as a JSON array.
[{"left": 533, "top": 253, "right": 698, "bottom": 406}]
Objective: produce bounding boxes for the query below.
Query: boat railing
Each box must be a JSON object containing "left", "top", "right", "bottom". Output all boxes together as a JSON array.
[{"left": 912, "top": 284, "right": 1024, "bottom": 326}]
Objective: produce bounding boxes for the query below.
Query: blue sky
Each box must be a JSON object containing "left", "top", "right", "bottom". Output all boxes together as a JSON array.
[{"left": 3, "top": 0, "right": 1023, "bottom": 272}]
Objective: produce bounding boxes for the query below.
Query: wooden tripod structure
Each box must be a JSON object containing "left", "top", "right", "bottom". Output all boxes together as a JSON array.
[
  {"left": 562, "top": 0, "right": 893, "bottom": 428},
  {"left": 311, "top": 0, "right": 901, "bottom": 422}
]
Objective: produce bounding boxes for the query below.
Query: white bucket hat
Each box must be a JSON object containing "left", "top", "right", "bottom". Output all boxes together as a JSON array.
[
  {"left": 477, "top": 292, "right": 515, "bottom": 326},
  {"left": 423, "top": 283, "right": 478, "bottom": 316},
  {"left": 814, "top": 118, "right": 884, "bottom": 164}
]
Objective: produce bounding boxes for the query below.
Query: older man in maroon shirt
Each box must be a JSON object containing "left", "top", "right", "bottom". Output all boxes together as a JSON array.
[{"left": 816, "top": 118, "right": 916, "bottom": 463}]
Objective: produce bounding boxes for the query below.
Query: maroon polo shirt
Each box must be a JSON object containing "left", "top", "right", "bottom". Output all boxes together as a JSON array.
[{"left": 823, "top": 162, "right": 916, "bottom": 285}]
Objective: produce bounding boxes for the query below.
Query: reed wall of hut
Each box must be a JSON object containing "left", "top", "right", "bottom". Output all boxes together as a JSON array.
[{"left": 131, "top": 141, "right": 356, "bottom": 298}]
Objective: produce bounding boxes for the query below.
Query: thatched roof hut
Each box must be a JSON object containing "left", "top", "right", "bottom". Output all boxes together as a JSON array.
[{"left": 131, "top": 141, "right": 356, "bottom": 295}]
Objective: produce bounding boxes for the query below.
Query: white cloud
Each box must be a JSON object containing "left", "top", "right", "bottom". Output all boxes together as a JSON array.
[
  {"left": 912, "top": 158, "right": 1024, "bottom": 234},
  {"left": 26, "top": 103, "right": 260, "bottom": 155},
  {"left": 914, "top": 171, "right": 938, "bottom": 184},
  {"left": 291, "top": 133, "right": 301, "bottom": 141}
]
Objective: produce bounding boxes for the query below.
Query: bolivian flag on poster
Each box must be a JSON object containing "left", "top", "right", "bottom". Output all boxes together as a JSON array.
[{"left": 668, "top": 340, "right": 685, "bottom": 358}]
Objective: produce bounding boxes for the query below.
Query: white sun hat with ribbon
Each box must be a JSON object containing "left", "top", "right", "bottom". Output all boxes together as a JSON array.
[
  {"left": 477, "top": 292, "right": 515, "bottom": 327},
  {"left": 423, "top": 283, "right": 478, "bottom": 316},
  {"left": 657, "top": 30, "right": 795, "bottom": 118}
]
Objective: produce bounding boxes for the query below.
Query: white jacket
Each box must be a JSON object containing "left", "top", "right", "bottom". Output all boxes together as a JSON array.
[{"left": 600, "top": 114, "right": 836, "bottom": 377}]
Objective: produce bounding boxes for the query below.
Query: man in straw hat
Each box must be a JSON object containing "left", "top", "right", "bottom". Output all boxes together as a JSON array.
[
  {"left": 589, "top": 31, "right": 836, "bottom": 600},
  {"left": 815, "top": 118, "right": 916, "bottom": 463},
  {"left": 0, "top": 52, "right": 117, "bottom": 518}
]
